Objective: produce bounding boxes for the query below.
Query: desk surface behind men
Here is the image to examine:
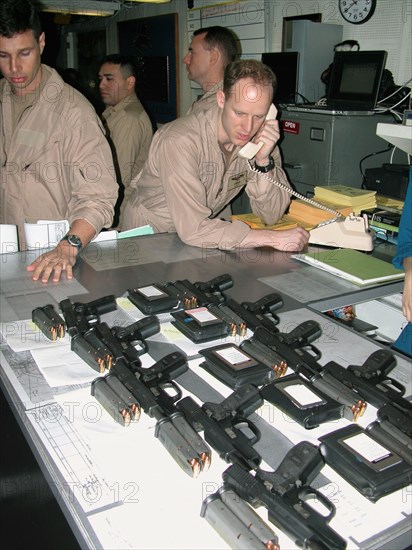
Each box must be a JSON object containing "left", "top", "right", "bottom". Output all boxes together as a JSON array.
[
  {"left": 0, "top": 232, "right": 401, "bottom": 318},
  {"left": 0, "top": 233, "right": 410, "bottom": 550}
]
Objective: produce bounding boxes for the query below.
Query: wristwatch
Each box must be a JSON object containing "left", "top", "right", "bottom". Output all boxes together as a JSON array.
[
  {"left": 255, "top": 156, "right": 275, "bottom": 173},
  {"left": 60, "top": 234, "right": 83, "bottom": 251}
]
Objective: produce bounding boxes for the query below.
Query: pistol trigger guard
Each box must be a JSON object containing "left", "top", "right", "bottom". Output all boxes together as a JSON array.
[
  {"left": 377, "top": 377, "right": 406, "bottom": 396},
  {"left": 297, "top": 343, "right": 322, "bottom": 361},
  {"left": 307, "top": 344, "right": 322, "bottom": 361},
  {"left": 298, "top": 486, "right": 336, "bottom": 521},
  {"left": 234, "top": 417, "right": 261, "bottom": 445},
  {"left": 132, "top": 339, "right": 148, "bottom": 356},
  {"left": 159, "top": 381, "right": 182, "bottom": 403},
  {"left": 84, "top": 313, "right": 99, "bottom": 327}
]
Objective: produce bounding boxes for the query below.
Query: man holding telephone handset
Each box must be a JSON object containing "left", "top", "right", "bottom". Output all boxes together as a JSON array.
[{"left": 121, "top": 59, "right": 309, "bottom": 252}]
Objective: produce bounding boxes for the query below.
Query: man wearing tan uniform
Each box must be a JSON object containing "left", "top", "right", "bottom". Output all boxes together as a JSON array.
[
  {"left": 99, "top": 54, "right": 153, "bottom": 218},
  {"left": 121, "top": 59, "right": 309, "bottom": 253},
  {"left": 184, "top": 26, "right": 238, "bottom": 114},
  {"left": 0, "top": 0, "right": 118, "bottom": 283}
]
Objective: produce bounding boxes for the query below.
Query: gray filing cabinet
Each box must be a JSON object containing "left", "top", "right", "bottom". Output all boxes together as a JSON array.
[{"left": 278, "top": 110, "right": 404, "bottom": 197}]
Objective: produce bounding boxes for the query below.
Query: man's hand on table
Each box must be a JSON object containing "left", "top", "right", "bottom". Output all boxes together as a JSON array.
[
  {"left": 241, "top": 227, "right": 310, "bottom": 252},
  {"left": 26, "top": 241, "right": 79, "bottom": 283},
  {"left": 26, "top": 219, "right": 96, "bottom": 283}
]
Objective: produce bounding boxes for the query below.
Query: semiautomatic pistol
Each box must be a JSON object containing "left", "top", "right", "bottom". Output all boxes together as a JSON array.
[
  {"left": 177, "top": 384, "right": 263, "bottom": 470},
  {"left": 223, "top": 441, "right": 347, "bottom": 550}
]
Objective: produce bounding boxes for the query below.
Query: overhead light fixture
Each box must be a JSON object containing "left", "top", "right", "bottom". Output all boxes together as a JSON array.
[{"left": 39, "top": 0, "right": 121, "bottom": 16}]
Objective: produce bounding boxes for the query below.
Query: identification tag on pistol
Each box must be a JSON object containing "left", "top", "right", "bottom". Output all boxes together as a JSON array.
[
  {"left": 128, "top": 284, "right": 181, "bottom": 314},
  {"left": 200, "top": 343, "right": 275, "bottom": 389},
  {"left": 319, "top": 424, "right": 411, "bottom": 502},
  {"left": 260, "top": 374, "right": 344, "bottom": 429},
  {"left": 171, "top": 307, "right": 229, "bottom": 343}
]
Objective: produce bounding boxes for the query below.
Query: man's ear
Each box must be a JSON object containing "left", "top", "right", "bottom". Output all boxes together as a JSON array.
[
  {"left": 38, "top": 32, "right": 46, "bottom": 55},
  {"left": 216, "top": 88, "right": 225, "bottom": 109},
  {"left": 127, "top": 75, "right": 136, "bottom": 91},
  {"left": 209, "top": 48, "right": 219, "bottom": 66}
]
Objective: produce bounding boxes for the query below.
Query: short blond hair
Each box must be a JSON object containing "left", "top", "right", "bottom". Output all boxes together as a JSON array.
[{"left": 223, "top": 59, "right": 277, "bottom": 98}]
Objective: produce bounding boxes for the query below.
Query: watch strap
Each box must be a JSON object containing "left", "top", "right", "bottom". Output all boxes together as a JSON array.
[
  {"left": 254, "top": 156, "right": 275, "bottom": 173},
  {"left": 60, "top": 234, "right": 82, "bottom": 251}
]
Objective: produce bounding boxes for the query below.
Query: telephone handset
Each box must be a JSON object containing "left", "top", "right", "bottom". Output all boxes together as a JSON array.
[
  {"left": 238, "top": 104, "right": 278, "bottom": 160},
  {"left": 238, "top": 104, "right": 374, "bottom": 251}
]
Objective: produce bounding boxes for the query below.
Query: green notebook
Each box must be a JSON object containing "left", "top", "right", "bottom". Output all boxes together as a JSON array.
[{"left": 293, "top": 248, "right": 405, "bottom": 286}]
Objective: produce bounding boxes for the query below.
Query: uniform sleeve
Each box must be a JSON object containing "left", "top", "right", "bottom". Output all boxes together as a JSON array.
[
  {"left": 111, "top": 112, "right": 153, "bottom": 195},
  {"left": 393, "top": 166, "right": 412, "bottom": 270},
  {"left": 156, "top": 132, "right": 251, "bottom": 249},
  {"left": 245, "top": 146, "right": 292, "bottom": 225},
  {"left": 63, "top": 116, "right": 118, "bottom": 234}
]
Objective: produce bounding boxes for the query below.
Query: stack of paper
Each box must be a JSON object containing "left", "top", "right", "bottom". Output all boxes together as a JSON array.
[
  {"left": 313, "top": 185, "right": 377, "bottom": 214},
  {"left": 231, "top": 213, "right": 298, "bottom": 230},
  {"left": 293, "top": 248, "right": 405, "bottom": 286},
  {"left": 287, "top": 199, "right": 352, "bottom": 226},
  {"left": 376, "top": 195, "right": 404, "bottom": 210}
]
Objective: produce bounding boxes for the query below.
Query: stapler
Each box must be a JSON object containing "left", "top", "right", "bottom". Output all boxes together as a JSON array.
[{"left": 309, "top": 214, "right": 374, "bottom": 251}]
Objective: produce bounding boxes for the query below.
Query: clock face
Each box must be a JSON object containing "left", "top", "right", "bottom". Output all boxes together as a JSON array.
[{"left": 339, "top": 0, "right": 377, "bottom": 24}]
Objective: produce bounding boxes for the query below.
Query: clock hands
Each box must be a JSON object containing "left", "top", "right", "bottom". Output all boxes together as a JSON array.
[{"left": 343, "top": 1, "right": 358, "bottom": 15}]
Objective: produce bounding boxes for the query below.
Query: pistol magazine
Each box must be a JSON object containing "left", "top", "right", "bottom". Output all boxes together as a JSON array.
[{"left": 32, "top": 304, "right": 65, "bottom": 341}]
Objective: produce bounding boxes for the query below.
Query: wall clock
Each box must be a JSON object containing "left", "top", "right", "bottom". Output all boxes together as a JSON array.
[{"left": 339, "top": 0, "right": 377, "bottom": 24}]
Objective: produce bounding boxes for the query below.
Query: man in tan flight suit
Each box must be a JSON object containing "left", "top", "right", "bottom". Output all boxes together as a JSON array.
[
  {"left": 0, "top": 0, "right": 118, "bottom": 283},
  {"left": 184, "top": 26, "right": 238, "bottom": 114},
  {"left": 121, "top": 59, "right": 309, "bottom": 253},
  {"left": 99, "top": 54, "right": 153, "bottom": 218}
]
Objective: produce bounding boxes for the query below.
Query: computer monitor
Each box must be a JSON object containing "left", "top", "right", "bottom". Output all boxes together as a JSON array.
[
  {"left": 327, "top": 50, "right": 387, "bottom": 109},
  {"left": 261, "top": 52, "right": 299, "bottom": 104}
]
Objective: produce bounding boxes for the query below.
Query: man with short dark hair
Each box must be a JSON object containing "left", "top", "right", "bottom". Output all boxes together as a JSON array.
[
  {"left": 121, "top": 59, "right": 309, "bottom": 252},
  {"left": 184, "top": 26, "right": 238, "bottom": 113},
  {"left": 98, "top": 54, "right": 153, "bottom": 215},
  {"left": 0, "top": 0, "right": 118, "bottom": 282}
]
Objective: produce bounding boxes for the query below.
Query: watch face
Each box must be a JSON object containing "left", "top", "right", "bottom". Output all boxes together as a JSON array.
[
  {"left": 67, "top": 235, "right": 82, "bottom": 248},
  {"left": 339, "top": 0, "right": 376, "bottom": 24}
]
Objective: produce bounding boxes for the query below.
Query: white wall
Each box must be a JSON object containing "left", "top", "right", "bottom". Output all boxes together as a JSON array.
[
  {"left": 265, "top": 0, "right": 411, "bottom": 85},
  {"left": 63, "top": 0, "right": 412, "bottom": 115}
]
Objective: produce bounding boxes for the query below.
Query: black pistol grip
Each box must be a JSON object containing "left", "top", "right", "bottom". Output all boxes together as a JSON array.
[
  {"left": 113, "top": 315, "right": 160, "bottom": 342},
  {"left": 349, "top": 348, "right": 397, "bottom": 380},
  {"left": 209, "top": 273, "right": 233, "bottom": 292},
  {"left": 377, "top": 403, "right": 412, "bottom": 438},
  {"left": 145, "top": 351, "right": 188, "bottom": 380},
  {"left": 195, "top": 273, "right": 233, "bottom": 292},
  {"left": 258, "top": 441, "right": 324, "bottom": 496},
  {"left": 59, "top": 298, "right": 79, "bottom": 336},
  {"left": 282, "top": 320, "right": 322, "bottom": 346},
  {"left": 176, "top": 396, "right": 204, "bottom": 432},
  {"left": 242, "top": 292, "right": 283, "bottom": 313},
  {"left": 133, "top": 315, "right": 161, "bottom": 340},
  {"left": 208, "top": 384, "right": 263, "bottom": 422},
  {"left": 86, "top": 294, "right": 117, "bottom": 316}
]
